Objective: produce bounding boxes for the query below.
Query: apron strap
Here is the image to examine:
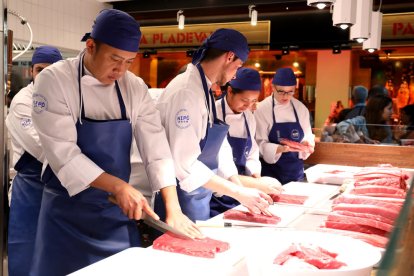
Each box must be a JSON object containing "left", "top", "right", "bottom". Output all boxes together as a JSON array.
[{"left": 78, "top": 54, "right": 127, "bottom": 120}]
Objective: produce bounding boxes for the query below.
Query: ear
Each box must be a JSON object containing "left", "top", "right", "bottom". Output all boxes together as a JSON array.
[
  {"left": 85, "top": 39, "right": 96, "bottom": 54},
  {"left": 226, "top": 51, "right": 236, "bottom": 62}
]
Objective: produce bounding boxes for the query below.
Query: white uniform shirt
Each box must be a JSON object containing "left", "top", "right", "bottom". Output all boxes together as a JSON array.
[
  {"left": 156, "top": 63, "right": 238, "bottom": 193},
  {"left": 31, "top": 53, "right": 176, "bottom": 196},
  {"left": 215, "top": 97, "right": 261, "bottom": 175},
  {"left": 6, "top": 82, "right": 44, "bottom": 167},
  {"left": 255, "top": 95, "right": 315, "bottom": 164}
]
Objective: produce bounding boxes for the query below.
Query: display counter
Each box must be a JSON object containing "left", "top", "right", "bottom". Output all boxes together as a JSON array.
[{"left": 71, "top": 161, "right": 414, "bottom": 275}]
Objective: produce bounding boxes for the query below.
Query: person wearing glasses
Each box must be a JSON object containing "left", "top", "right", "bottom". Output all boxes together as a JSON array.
[
  {"left": 255, "top": 68, "right": 315, "bottom": 184},
  {"left": 210, "top": 67, "right": 282, "bottom": 216}
]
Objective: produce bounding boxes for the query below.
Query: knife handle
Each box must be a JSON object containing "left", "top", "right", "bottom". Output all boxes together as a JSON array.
[{"left": 107, "top": 195, "right": 147, "bottom": 220}]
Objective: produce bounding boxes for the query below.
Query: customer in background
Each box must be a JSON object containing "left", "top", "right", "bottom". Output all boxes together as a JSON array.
[
  {"left": 30, "top": 9, "right": 200, "bottom": 276},
  {"left": 255, "top": 68, "right": 315, "bottom": 185},
  {"left": 6, "top": 46, "right": 63, "bottom": 276},
  {"left": 336, "top": 95, "right": 394, "bottom": 144},
  {"left": 155, "top": 28, "right": 272, "bottom": 223},
  {"left": 338, "top": 85, "right": 368, "bottom": 122},
  {"left": 368, "top": 84, "right": 389, "bottom": 99},
  {"left": 398, "top": 104, "right": 414, "bottom": 141},
  {"left": 210, "top": 67, "right": 282, "bottom": 216},
  {"left": 324, "top": 100, "right": 344, "bottom": 125}
]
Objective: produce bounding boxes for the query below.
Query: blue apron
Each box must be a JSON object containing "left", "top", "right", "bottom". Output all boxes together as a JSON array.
[
  {"left": 30, "top": 55, "right": 138, "bottom": 276},
  {"left": 210, "top": 99, "right": 253, "bottom": 217},
  {"left": 154, "top": 64, "right": 229, "bottom": 222},
  {"left": 8, "top": 151, "right": 43, "bottom": 276},
  {"left": 260, "top": 96, "right": 305, "bottom": 184}
]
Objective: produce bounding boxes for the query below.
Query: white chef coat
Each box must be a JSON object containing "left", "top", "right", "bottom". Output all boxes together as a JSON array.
[
  {"left": 215, "top": 97, "right": 261, "bottom": 175},
  {"left": 31, "top": 52, "right": 176, "bottom": 196},
  {"left": 156, "top": 63, "right": 238, "bottom": 193},
  {"left": 255, "top": 95, "right": 315, "bottom": 164},
  {"left": 6, "top": 82, "right": 44, "bottom": 167}
]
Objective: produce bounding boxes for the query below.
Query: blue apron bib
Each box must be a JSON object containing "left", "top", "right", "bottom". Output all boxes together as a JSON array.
[
  {"left": 154, "top": 64, "right": 229, "bottom": 222},
  {"left": 8, "top": 151, "right": 43, "bottom": 276},
  {"left": 260, "top": 96, "right": 305, "bottom": 184},
  {"left": 210, "top": 99, "right": 253, "bottom": 217},
  {"left": 30, "top": 55, "right": 138, "bottom": 276}
]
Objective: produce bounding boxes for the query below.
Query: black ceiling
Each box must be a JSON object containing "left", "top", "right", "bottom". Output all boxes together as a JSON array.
[{"left": 111, "top": 0, "right": 414, "bottom": 50}]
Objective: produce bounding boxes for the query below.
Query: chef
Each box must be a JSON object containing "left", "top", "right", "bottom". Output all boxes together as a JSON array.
[
  {"left": 255, "top": 68, "right": 315, "bottom": 184},
  {"left": 30, "top": 9, "right": 200, "bottom": 276},
  {"left": 154, "top": 29, "right": 272, "bottom": 223},
  {"left": 6, "top": 45, "right": 62, "bottom": 276},
  {"left": 210, "top": 67, "right": 282, "bottom": 216}
]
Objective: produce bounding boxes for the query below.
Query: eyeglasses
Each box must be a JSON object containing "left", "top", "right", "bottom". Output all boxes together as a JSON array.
[{"left": 275, "top": 90, "right": 295, "bottom": 96}]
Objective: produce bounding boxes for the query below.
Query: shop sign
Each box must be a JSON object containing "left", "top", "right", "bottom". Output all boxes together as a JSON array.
[
  {"left": 140, "top": 21, "right": 270, "bottom": 49},
  {"left": 383, "top": 13, "right": 414, "bottom": 40}
]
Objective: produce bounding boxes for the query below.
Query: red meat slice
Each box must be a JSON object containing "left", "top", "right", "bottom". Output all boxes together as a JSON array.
[
  {"left": 223, "top": 209, "right": 281, "bottom": 224},
  {"left": 324, "top": 221, "right": 388, "bottom": 237},
  {"left": 270, "top": 194, "right": 309, "bottom": 205},
  {"left": 334, "top": 210, "right": 395, "bottom": 226},
  {"left": 354, "top": 177, "right": 401, "bottom": 188},
  {"left": 317, "top": 228, "right": 389, "bottom": 248},
  {"left": 152, "top": 232, "right": 229, "bottom": 258},
  {"left": 327, "top": 213, "right": 394, "bottom": 232},
  {"left": 350, "top": 185, "right": 406, "bottom": 198},
  {"left": 274, "top": 243, "right": 346, "bottom": 269},
  {"left": 279, "top": 138, "right": 311, "bottom": 152},
  {"left": 333, "top": 194, "right": 403, "bottom": 209},
  {"left": 332, "top": 203, "right": 399, "bottom": 220}
]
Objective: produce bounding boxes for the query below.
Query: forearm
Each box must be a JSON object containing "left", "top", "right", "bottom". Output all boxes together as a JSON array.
[
  {"left": 238, "top": 175, "right": 260, "bottom": 188},
  {"left": 159, "top": 185, "right": 182, "bottom": 215},
  {"left": 90, "top": 172, "right": 128, "bottom": 194},
  {"left": 203, "top": 175, "right": 241, "bottom": 199}
]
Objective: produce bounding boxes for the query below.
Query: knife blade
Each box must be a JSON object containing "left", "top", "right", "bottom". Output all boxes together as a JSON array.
[
  {"left": 329, "top": 182, "right": 349, "bottom": 200},
  {"left": 108, "top": 195, "right": 193, "bottom": 240}
]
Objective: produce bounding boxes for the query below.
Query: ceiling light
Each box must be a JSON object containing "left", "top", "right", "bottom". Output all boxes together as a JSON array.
[
  {"left": 350, "top": 0, "right": 372, "bottom": 43},
  {"left": 254, "top": 62, "right": 261, "bottom": 68},
  {"left": 282, "top": 46, "right": 290, "bottom": 55},
  {"left": 332, "top": 0, "right": 357, "bottom": 30},
  {"left": 307, "top": 0, "right": 334, "bottom": 10},
  {"left": 249, "top": 5, "right": 258, "bottom": 26},
  {"left": 293, "top": 62, "right": 299, "bottom": 68},
  {"left": 177, "top": 10, "right": 185, "bottom": 30},
  {"left": 363, "top": 11, "right": 383, "bottom": 53},
  {"left": 332, "top": 45, "right": 341, "bottom": 54}
]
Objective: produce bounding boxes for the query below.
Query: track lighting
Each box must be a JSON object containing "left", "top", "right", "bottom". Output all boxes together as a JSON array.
[
  {"left": 363, "top": 11, "right": 383, "bottom": 53},
  {"left": 332, "top": 45, "right": 341, "bottom": 54},
  {"left": 177, "top": 10, "right": 185, "bottom": 30},
  {"left": 249, "top": 5, "right": 257, "bottom": 26},
  {"left": 350, "top": 0, "right": 372, "bottom": 43},
  {"left": 307, "top": 0, "right": 334, "bottom": 10},
  {"left": 282, "top": 46, "right": 289, "bottom": 55},
  {"left": 332, "top": 0, "right": 357, "bottom": 30}
]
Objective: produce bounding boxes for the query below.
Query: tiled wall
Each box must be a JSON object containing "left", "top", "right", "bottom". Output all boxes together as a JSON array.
[{"left": 8, "top": 0, "right": 111, "bottom": 52}]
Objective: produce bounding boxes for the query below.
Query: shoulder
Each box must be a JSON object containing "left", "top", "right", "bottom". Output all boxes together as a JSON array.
[{"left": 291, "top": 98, "right": 308, "bottom": 111}]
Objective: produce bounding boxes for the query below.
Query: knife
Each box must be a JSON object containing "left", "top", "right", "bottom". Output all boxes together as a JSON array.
[
  {"left": 196, "top": 220, "right": 293, "bottom": 229},
  {"left": 108, "top": 195, "right": 193, "bottom": 240},
  {"left": 328, "top": 182, "right": 349, "bottom": 200}
]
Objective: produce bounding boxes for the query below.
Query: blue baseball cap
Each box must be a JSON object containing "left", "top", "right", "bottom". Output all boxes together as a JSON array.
[
  {"left": 272, "top": 68, "right": 296, "bottom": 86},
  {"left": 32, "top": 46, "right": 63, "bottom": 65},
  {"left": 192, "top": 28, "right": 250, "bottom": 65},
  {"left": 229, "top": 68, "right": 261, "bottom": 91},
  {"left": 81, "top": 9, "right": 141, "bottom": 52}
]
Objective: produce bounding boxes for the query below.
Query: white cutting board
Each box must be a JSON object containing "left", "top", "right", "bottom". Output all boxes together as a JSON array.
[
  {"left": 305, "top": 164, "right": 362, "bottom": 185},
  {"left": 70, "top": 228, "right": 250, "bottom": 276},
  {"left": 281, "top": 182, "right": 340, "bottom": 208}
]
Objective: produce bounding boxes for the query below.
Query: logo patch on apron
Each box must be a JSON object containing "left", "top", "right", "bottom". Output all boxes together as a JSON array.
[{"left": 291, "top": 129, "right": 300, "bottom": 140}]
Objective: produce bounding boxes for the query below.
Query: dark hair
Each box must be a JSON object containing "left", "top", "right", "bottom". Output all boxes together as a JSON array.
[
  {"left": 201, "top": 48, "right": 238, "bottom": 63},
  {"left": 228, "top": 85, "right": 243, "bottom": 94},
  {"left": 365, "top": 95, "right": 392, "bottom": 141},
  {"left": 402, "top": 104, "right": 414, "bottom": 126},
  {"left": 368, "top": 84, "right": 389, "bottom": 99}
]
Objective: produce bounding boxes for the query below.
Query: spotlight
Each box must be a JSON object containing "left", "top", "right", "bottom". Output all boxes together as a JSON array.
[
  {"left": 275, "top": 54, "right": 282, "bottom": 61},
  {"left": 307, "top": 0, "right": 334, "bottom": 10},
  {"left": 143, "top": 51, "right": 150, "bottom": 58},
  {"left": 332, "top": 45, "right": 341, "bottom": 54},
  {"left": 249, "top": 5, "right": 258, "bottom": 26},
  {"left": 332, "top": 0, "right": 357, "bottom": 30},
  {"left": 177, "top": 10, "right": 185, "bottom": 30},
  {"left": 350, "top": 0, "right": 372, "bottom": 43},
  {"left": 142, "top": 49, "right": 157, "bottom": 58},
  {"left": 363, "top": 11, "right": 383, "bottom": 53},
  {"left": 282, "top": 46, "right": 289, "bottom": 55}
]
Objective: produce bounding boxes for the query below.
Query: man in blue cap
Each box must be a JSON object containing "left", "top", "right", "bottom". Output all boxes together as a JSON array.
[
  {"left": 30, "top": 9, "right": 200, "bottom": 275},
  {"left": 255, "top": 67, "right": 315, "bottom": 184},
  {"left": 210, "top": 67, "right": 282, "bottom": 216},
  {"left": 6, "top": 45, "right": 62, "bottom": 276},
  {"left": 155, "top": 29, "right": 273, "bottom": 223}
]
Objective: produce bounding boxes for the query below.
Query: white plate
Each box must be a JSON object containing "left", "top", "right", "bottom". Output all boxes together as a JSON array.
[{"left": 246, "top": 230, "right": 382, "bottom": 276}]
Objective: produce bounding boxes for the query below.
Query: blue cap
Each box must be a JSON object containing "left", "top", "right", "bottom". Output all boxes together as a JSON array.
[
  {"left": 82, "top": 9, "right": 141, "bottom": 52},
  {"left": 272, "top": 68, "right": 296, "bottom": 86},
  {"left": 229, "top": 68, "right": 261, "bottom": 91},
  {"left": 32, "top": 46, "right": 63, "bottom": 65},
  {"left": 192, "top": 28, "right": 249, "bottom": 65}
]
